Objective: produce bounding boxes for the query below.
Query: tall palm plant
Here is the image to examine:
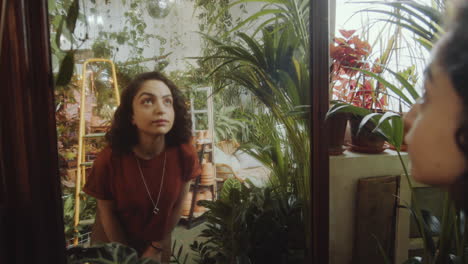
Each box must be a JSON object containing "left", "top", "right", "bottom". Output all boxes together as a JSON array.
[
  {"left": 362, "top": 0, "right": 444, "bottom": 51},
  {"left": 201, "top": 0, "right": 311, "bottom": 252},
  {"left": 204, "top": 24, "right": 310, "bottom": 198}
]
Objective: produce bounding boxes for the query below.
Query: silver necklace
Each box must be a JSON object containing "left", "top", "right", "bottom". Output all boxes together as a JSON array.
[{"left": 135, "top": 152, "right": 166, "bottom": 215}]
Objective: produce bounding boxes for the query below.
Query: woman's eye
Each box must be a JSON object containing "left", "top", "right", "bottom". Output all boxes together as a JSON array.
[
  {"left": 142, "top": 98, "right": 153, "bottom": 105},
  {"left": 164, "top": 98, "right": 173, "bottom": 105}
]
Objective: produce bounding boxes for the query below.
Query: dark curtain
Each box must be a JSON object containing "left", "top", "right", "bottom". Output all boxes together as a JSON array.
[{"left": 0, "top": 0, "right": 66, "bottom": 263}]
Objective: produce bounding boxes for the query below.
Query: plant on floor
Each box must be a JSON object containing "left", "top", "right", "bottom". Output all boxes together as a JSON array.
[
  {"left": 63, "top": 190, "right": 97, "bottom": 244},
  {"left": 171, "top": 240, "right": 190, "bottom": 264},
  {"left": 66, "top": 242, "right": 159, "bottom": 264},
  {"left": 200, "top": 0, "right": 311, "bottom": 254},
  {"left": 190, "top": 178, "right": 304, "bottom": 264}
]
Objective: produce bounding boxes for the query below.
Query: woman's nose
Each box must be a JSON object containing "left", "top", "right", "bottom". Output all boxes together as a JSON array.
[
  {"left": 404, "top": 101, "right": 421, "bottom": 129},
  {"left": 403, "top": 100, "right": 422, "bottom": 143},
  {"left": 153, "top": 99, "right": 166, "bottom": 115}
]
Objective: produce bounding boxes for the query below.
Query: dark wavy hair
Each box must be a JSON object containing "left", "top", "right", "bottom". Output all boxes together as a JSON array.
[
  {"left": 437, "top": 1, "right": 468, "bottom": 211},
  {"left": 105, "top": 72, "right": 192, "bottom": 153}
]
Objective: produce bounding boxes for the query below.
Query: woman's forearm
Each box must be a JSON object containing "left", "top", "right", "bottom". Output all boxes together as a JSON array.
[
  {"left": 97, "top": 200, "right": 128, "bottom": 244},
  {"left": 163, "top": 182, "right": 191, "bottom": 239}
]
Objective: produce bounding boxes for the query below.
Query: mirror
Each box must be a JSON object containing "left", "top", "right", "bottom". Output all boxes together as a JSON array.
[{"left": 49, "top": 0, "right": 311, "bottom": 263}]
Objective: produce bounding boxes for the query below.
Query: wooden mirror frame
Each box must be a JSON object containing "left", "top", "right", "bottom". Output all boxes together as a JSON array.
[{"left": 0, "top": 0, "right": 329, "bottom": 263}]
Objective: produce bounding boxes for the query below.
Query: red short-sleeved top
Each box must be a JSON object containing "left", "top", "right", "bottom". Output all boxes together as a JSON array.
[{"left": 83, "top": 143, "right": 200, "bottom": 251}]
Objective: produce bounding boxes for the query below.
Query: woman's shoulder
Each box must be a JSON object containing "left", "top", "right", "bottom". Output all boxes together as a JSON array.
[
  {"left": 94, "top": 146, "right": 125, "bottom": 166},
  {"left": 96, "top": 146, "right": 113, "bottom": 159}
]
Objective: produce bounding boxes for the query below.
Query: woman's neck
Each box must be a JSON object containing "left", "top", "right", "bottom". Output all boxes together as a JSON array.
[{"left": 133, "top": 133, "right": 165, "bottom": 160}]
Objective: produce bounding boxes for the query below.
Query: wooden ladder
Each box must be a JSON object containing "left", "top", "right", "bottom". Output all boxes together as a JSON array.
[{"left": 73, "top": 59, "right": 120, "bottom": 245}]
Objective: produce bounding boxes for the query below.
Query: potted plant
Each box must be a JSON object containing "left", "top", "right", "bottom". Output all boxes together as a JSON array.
[{"left": 329, "top": 30, "right": 389, "bottom": 153}]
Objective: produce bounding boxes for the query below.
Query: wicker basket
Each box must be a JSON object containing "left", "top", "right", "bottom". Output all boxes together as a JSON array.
[{"left": 216, "top": 140, "right": 240, "bottom": 156}]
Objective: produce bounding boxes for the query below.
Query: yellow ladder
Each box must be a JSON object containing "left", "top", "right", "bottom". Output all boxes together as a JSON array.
[{"left": 73, "top": 59, "right": 121, "bottom": 245}]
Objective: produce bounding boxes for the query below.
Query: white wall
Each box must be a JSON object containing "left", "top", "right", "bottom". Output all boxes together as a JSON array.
[{"left": 61, "top": 0, "right": 268, "bottom": 73}]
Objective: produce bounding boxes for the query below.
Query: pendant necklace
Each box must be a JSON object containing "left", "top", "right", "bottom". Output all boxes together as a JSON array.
[{"left": 135, "top": 151, "right": 166, "bottom": 215}]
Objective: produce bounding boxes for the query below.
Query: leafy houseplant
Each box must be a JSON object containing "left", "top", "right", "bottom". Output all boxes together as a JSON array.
[
  {"left": 190, "top": 178, "right": 305, "bottom": 264},
  {"left": 66, "top": 242, "right": 159, "bottom": 264},
  {"left": 201, "top": 0, "right": 312, "bottom": 251},
  {"left": 329, "top": 30, "right": 389, "bottom": 153}
]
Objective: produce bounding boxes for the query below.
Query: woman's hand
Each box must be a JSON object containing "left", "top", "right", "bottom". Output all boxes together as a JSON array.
[{"left": 140, "top": 245, "right": 162, "bottom": 262}]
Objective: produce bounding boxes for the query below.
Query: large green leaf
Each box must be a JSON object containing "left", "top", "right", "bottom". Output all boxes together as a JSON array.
[
  {"left": 352, "top": 67, "right": 414, "bottom": 106},
  {"left": 55, "top": 18, "right": 64, "bottom": 50},
  {"left": 66, "top": 0, "right": 79, "bottom": 34},
  {"left": 385, "top": 67, "right": 420, "bottom": 103},
  {"left": 326, "top": 103, "right": 371, "bottom": 119},
  {"left": 221, "top": 178, "right": 242, "bottom": 202},
  {"left": 56, "top": 50, "right": 75, "bottom": 86}
]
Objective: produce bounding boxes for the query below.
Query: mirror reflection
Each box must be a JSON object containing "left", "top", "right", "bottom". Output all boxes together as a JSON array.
[{"left": 50, "top": 0, "right": 309, "bottom": 263}]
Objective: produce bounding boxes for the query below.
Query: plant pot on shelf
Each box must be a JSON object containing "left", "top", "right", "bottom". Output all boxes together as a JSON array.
[
  {"left": 201, "top": 163, "right": 215, "bottom": 185},
  {"left": 326, "top": 112, "right": 348, "bottom": 155},
  {"left": 182, "top": 191, "right": 193, "bottom": 216},
  {"left": 349, "top": 115, "right": 386, "bottom": 154},
  {"left": 66, "top": 159, "right": 77, "bottom": 168}
]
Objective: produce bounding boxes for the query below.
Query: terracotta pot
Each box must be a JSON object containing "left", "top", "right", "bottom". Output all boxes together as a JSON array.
[
  {"left": 201, "top": 175, "right": 215, "bottom": 185},
  {"left": 204, "top": 191, "right": 213, "bottom": 201},
  {"left": 204, "top": 130, "right": 212, "bottom": 140},
  {"left": 201, "top": 163, "right": 215, "bottom": 185},
  {"left": 182, "top": 191, "right": 193, "bottom": 216},
  {"left": 201, "top": 163, "right": 213, "bottom": 176},
  {"left": 66, "top": 160, "right": 77, "bottom": 168},
  {"left": 326, "top": 112, "right": 348, "bottom": 155},
  {"left": 349, "top": 115, "right": 386, "bottom": 154},
  {"left": 197, "top": 130, "right": 205, "bottom": 140}
]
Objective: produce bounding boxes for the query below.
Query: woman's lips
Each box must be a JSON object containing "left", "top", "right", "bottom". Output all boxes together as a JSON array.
[{"left": 152, "top": 120, "right": 169, "bottom": 125}]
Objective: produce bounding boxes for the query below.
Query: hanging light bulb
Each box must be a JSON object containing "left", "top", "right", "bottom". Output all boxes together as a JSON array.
[{"left": 96, "top": 16, "right": 104, "bottom": 25}]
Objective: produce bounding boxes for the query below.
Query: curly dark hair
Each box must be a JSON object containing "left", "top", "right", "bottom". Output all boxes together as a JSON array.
[
  {"left": 437, "top": 1, "right": 468, "bottom": 211},
  {"left": 105, "top": 72, "right": 192, "bottom": 153}
]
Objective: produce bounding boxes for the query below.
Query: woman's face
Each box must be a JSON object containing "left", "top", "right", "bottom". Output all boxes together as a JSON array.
[
  {"left": 131, "top": 80, "right": 175, "bottom": 137},
  {"left": 404, "top": 49, "right": 466, "bottom": 185}
]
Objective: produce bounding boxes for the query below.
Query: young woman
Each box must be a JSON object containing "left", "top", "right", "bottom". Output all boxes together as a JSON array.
[
  {"left": 83, "top": 72, "right": 201, "bottom": 262},
  {"left": 404, "top": 0, "right": 468, "bottom": 210}
]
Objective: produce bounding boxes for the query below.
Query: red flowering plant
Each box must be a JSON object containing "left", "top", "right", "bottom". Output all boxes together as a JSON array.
[{"left": 330, "top": 29, "right": 387, "bottom": 110}]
